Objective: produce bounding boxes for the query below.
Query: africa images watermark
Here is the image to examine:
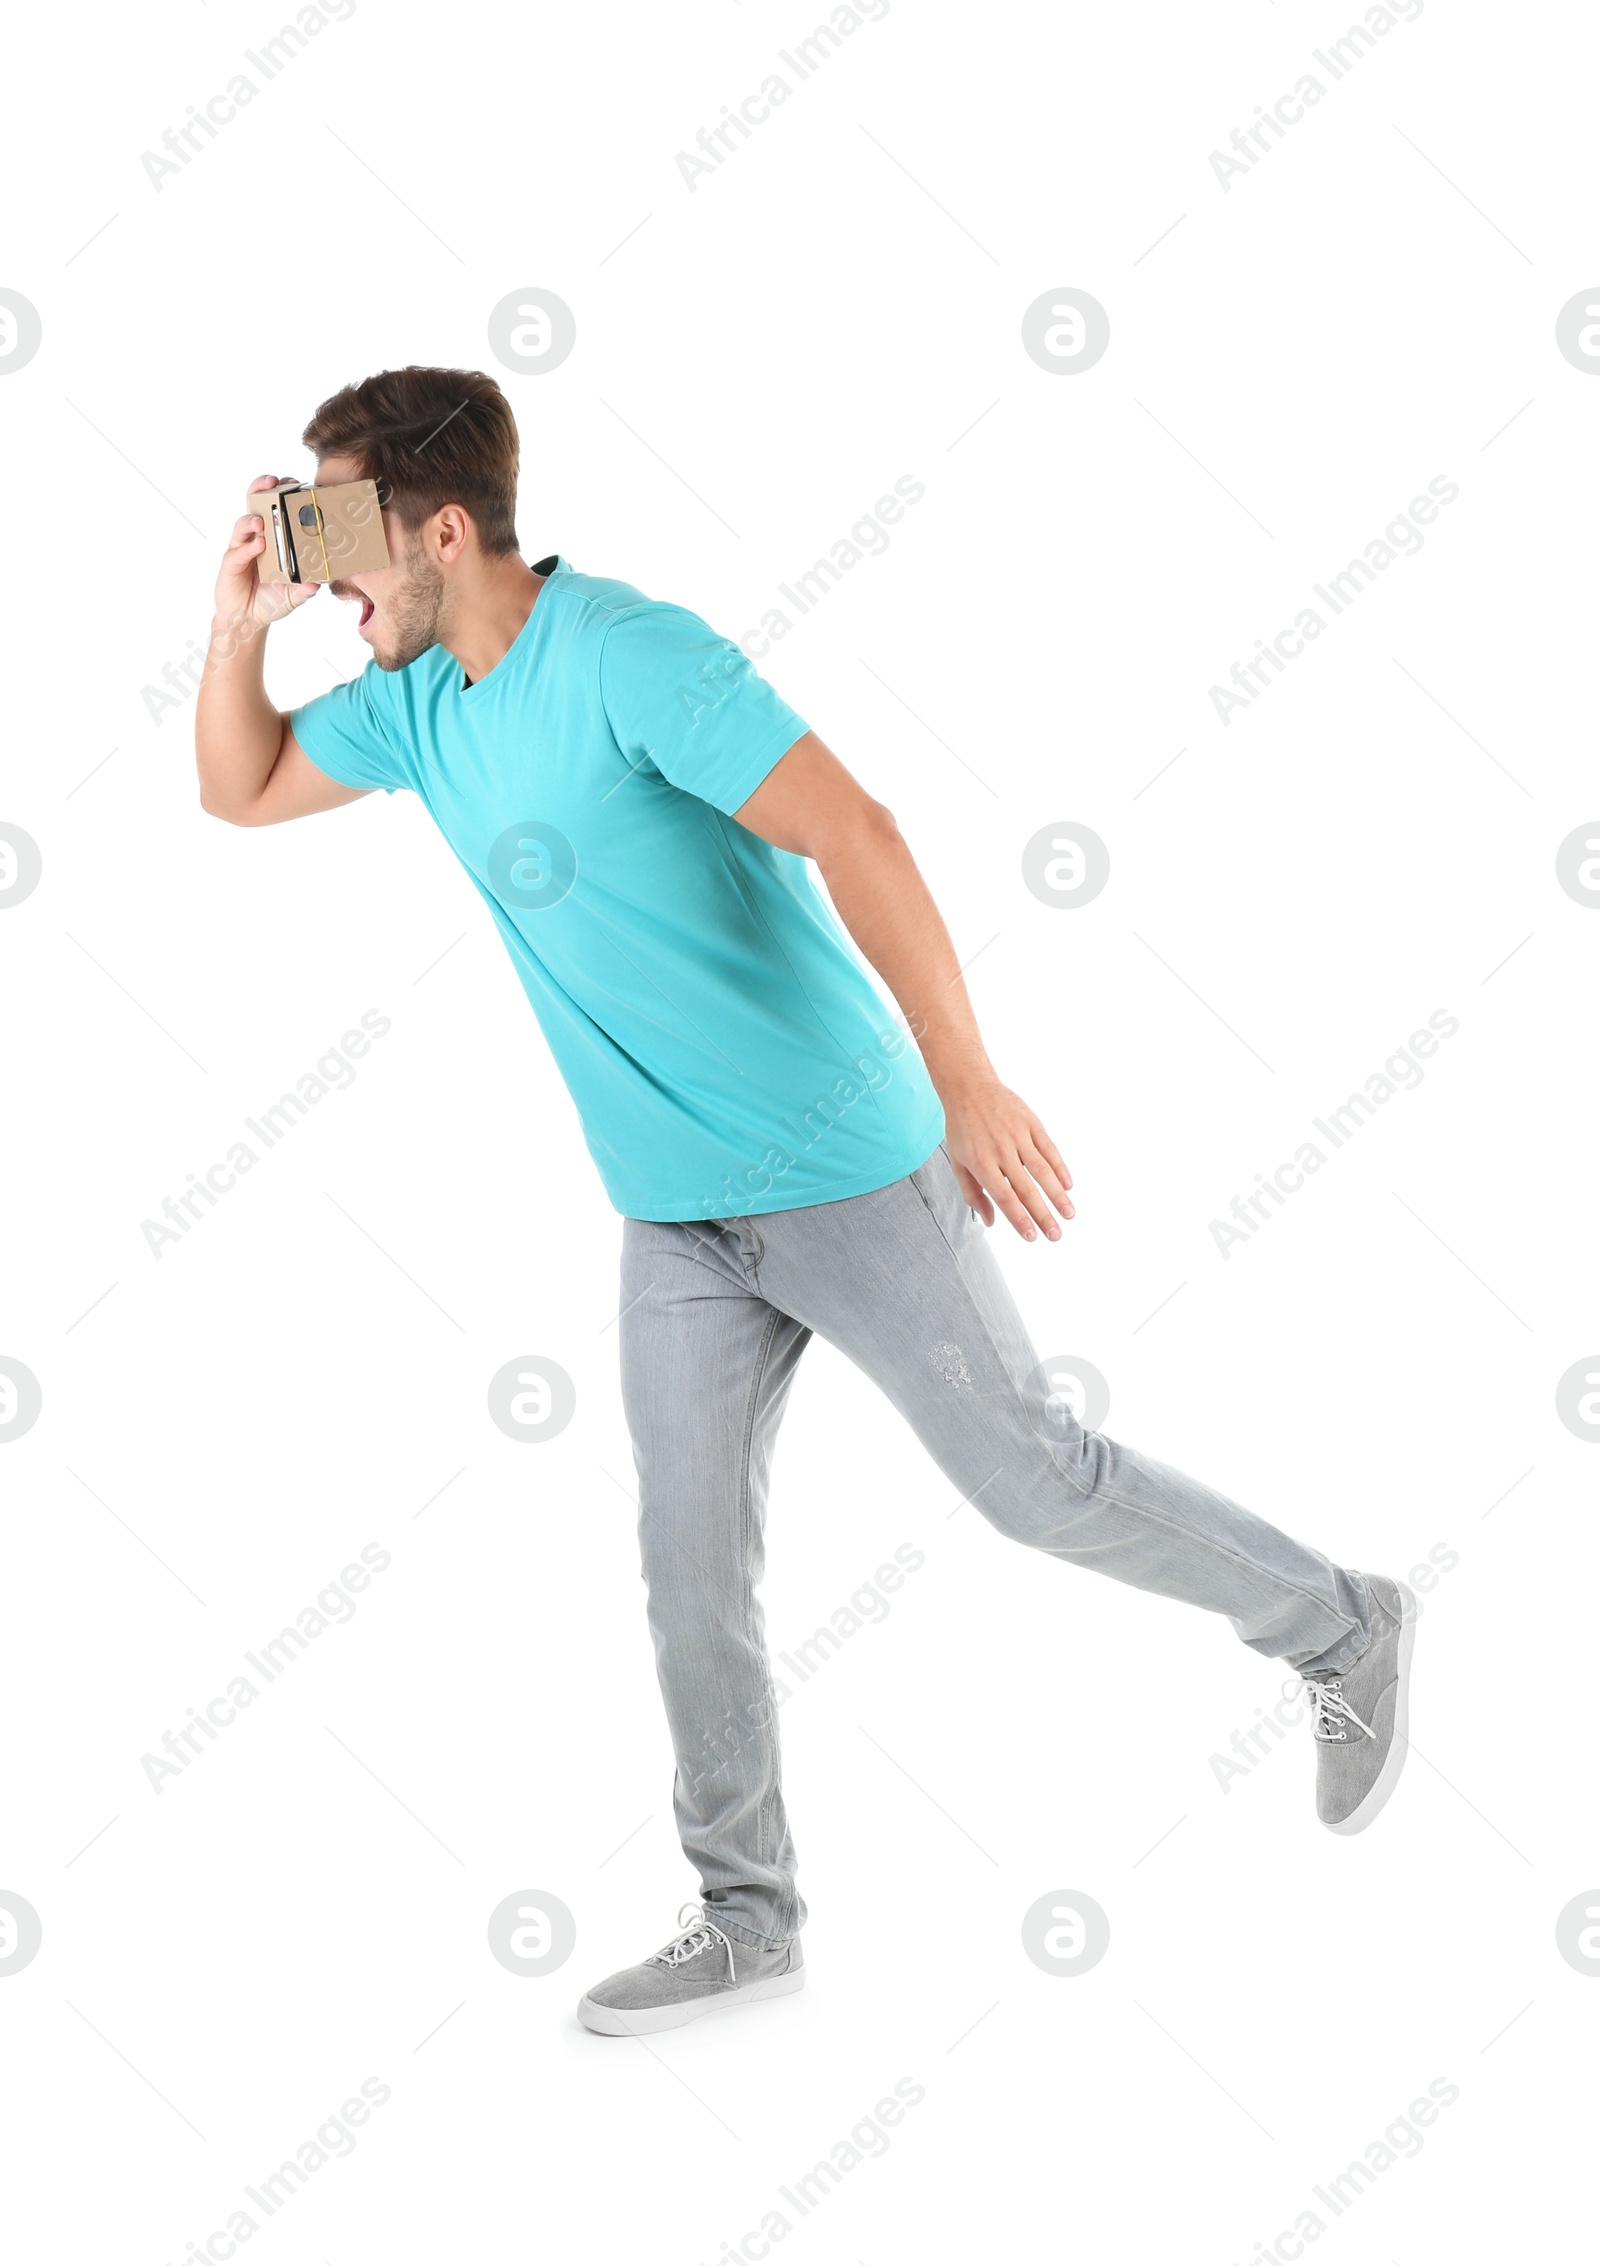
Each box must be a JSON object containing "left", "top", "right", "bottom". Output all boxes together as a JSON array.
[
  {"left": 1209, "top": 475, "right": 1459, "bottom": 727},
  {"left": 675, "top": 0, "right": 892, "bottom": 193},
  {"left": 1208, "top": 1009, "right": 1459, "bottom": 1260},
  {"left": 1208, "top": 1, "right": 1426, "bottom": 193},
  {"left": 1230, "top": 2075, "right": 1459, "bottom": 2264},
  {"left": 694, "top": 2076, "right": 926, "bottom": 2265},
  {"left": 1209, "top": 1543, "right": 1457, "bottom": 1793},
  {"left": 685, "top": 1542, "right": 929, "bottom": 1799},
  {"left": 140, "top": 1009, "right": 392, "bottom": 1259},
  {"left": 139, "top": 0, "right": 359, "bottom": 190},
  {"left": 141, "top": 639, "right": 211, "bottom": 728},
  {"left": 696, "top": 1022, "right": 919, "bottom": 1217},
  {"left": 738, "top": 474, "right": 927, "bottom": 660},
  {"left": 772, "top": 1543, "right": 928, "bottom": 1699},
  {"left": 140, "top": 1543, "right": 392, "bottom": 1793},
  {"left": 161, "top": 2075, "right": 391, "bottom": 2262}
]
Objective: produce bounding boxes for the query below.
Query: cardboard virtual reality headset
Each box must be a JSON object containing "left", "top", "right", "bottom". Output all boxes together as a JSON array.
[{"left": 249, "top": 478, "right": 390, "bottom": 585}]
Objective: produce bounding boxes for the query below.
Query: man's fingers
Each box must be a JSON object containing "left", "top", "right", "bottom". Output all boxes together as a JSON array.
[
  {"left": 991, "top": 1177, "right": 1041, "bottom": 1242},
  {"left": 970, "top": 1150, "right": 1054, "bottom": 1242},
  {"left": 1006, "top": 1156, "right": 1061, "bottom": 1241},
  {"left": 1032, "top": 1122, "right": 1072, "bottom": 1193},
  {"left": 947, "top": 1095, "right": 1073, "bottom": 1244},
  {"left": 228, "top": 476, "right": 281, "bottom": 561},
  {"left": 1019, "top": 1136, "right": 1074, "bottom": 1220},
  {"left": 953, "top": 1161, "right": 994, "bottom": 1225}
]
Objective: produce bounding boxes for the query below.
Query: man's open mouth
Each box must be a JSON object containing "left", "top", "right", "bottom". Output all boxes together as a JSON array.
[{"left": 358, "top": 595, "right": 375, "bottom": 631}]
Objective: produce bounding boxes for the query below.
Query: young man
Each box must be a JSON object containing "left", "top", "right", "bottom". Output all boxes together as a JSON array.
[{"left": 197, "top": 366, "right": 1418, "bottom": 2038}]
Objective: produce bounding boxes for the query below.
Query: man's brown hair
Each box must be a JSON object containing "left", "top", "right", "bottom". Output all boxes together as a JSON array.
[{"left": 302, "top": 366, "right": 521, "bottom": 556}]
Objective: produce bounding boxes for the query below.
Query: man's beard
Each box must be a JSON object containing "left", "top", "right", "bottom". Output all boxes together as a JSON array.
[{"left": 374, "top": 537, "right": 447, "bottom": 671}]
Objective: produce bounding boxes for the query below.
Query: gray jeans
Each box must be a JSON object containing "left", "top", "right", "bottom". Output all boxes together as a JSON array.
[{"left": 619, "top": 1140, "right": 1373, "bottom": 1947}]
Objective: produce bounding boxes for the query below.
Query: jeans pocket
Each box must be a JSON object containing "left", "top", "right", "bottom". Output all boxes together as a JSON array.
[
  {"left": 910, "top": 1150, "right": 970, "bottom": 1258},
  {"left": 697, "top": 1217, "right": 762, "bottom": 1285},
  {"left": 931, "top": 1141, "right": 983, "bottom": 1230}
]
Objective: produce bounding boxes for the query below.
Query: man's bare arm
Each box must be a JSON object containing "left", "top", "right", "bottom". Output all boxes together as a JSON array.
[
  {"left": 195, "top": 473, "right": 368, "bottom": 827},
  {"left": 733, "top": 730, "right": 1072, "bottom": 1242}
]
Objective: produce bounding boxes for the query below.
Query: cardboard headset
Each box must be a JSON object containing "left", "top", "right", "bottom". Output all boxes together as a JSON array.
[{"left": 249, "top": 478, "right": 390, "bottom": 585}]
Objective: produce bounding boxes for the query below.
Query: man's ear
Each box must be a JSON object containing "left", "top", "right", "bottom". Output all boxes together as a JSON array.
[{"left": 435, "top": 503, "right": 472, "bottom": 563}]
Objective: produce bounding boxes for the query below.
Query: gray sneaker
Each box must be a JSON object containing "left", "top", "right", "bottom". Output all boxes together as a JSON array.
[
  {"left": 1302, "top": 1573, "right": 1417, "bottom": 1834},
  {"left": 576, "top": 1905, "right": 805, "bottom": 2036}
]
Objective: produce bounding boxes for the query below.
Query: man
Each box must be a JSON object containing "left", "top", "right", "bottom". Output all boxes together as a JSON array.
[{"left": 196, "top": 365, "right": 1417, "bottom": 2039}]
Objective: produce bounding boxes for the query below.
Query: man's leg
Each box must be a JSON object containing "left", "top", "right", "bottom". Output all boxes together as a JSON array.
[
  {"left": 745, "top": 1143, "right": 1374, "bottom": 1677},
  {"left": 618, "top": 1213, "right": 811, "bottom": 1949}
]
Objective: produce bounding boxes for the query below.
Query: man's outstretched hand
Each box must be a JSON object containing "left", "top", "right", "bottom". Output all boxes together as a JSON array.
[{"left": 941, "top": 1076, "right": 1073, "bottom": 1243}]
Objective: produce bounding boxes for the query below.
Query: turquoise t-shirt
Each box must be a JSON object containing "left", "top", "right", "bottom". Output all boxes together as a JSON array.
[{"left": 291, "top": 557, "right": 945, "bottom": 1220}]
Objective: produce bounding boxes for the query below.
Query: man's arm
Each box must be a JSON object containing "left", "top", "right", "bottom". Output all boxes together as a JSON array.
[
  {"left": 195, "top": 473, "right": 369, "bottom": 827},
  {"left": 733, "top": 731, "right": 1072, "bottom": 1243}
]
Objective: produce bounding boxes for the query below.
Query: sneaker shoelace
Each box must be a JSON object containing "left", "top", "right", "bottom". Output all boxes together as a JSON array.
[
  {"left": 1302, "top": 1673, "right": 1376, "bottom": 1744},
  {"left": 647, "top": 1903, "right": 738, "bottom": 1987}
]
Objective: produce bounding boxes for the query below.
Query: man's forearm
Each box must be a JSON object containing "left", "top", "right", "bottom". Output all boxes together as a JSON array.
[
  {"left": 723, "top": 729, "right": 1072, "bottom": 1234},
  {"left": 815, "top": 814, "right": 1071, "bottom": 1237},
  {"left": 814, "top": 817, "right": 994, "bottom": 1100},
  {"left": 195, "top": 612, "right": 284, "bottom": 818}
]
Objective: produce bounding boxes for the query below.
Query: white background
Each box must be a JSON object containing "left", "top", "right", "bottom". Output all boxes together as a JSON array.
[{"left": 2, "top": 0, "right": 1596, "bottom": 2258}]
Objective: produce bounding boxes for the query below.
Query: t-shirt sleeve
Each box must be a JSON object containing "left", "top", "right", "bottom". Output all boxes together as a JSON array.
[
  {"left": 290, "top": 667, "right": 408, "bottom": 795},
  {"left": 598, "top": 602, "right": 809, "bottom": 816}
]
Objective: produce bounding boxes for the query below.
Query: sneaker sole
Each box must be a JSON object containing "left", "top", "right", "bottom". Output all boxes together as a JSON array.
[
  {"left": 1324, "top": 1578, "right": 1417, "bottom": 1837},
  {"left": 576, "top": 1966, "right": 805, "bottom": 2036}
]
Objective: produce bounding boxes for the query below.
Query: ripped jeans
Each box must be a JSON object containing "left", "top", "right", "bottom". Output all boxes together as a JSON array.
[{"left": 618, "top": 1140, "right": 1373, "bottom": 1946}]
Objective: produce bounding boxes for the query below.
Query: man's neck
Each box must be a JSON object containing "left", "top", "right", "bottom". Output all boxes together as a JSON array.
[{"left": 443, "top": 555, "right": 546, "bottom": 687}]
